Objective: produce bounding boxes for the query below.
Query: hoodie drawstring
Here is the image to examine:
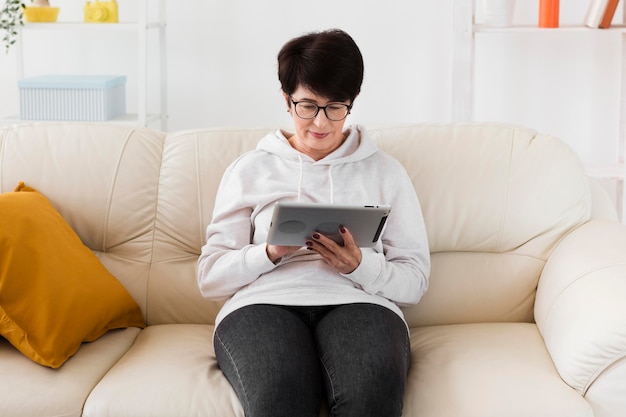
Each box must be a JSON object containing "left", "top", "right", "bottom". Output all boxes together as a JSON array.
[
  {"left": 296, "top": 154, "right": 304, "bottom": 202},
  {"left": 328, "top": 165, "right": 334, "bottom": 204}
]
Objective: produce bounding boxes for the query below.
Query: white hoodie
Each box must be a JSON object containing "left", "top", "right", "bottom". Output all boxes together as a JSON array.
[{"left": 198, "top": 125, "right": 430, "bottom": 328}]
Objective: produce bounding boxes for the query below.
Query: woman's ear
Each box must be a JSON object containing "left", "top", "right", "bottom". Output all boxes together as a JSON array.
[{"left": 282, "top": 92, "right": 291, "bottom": 111}]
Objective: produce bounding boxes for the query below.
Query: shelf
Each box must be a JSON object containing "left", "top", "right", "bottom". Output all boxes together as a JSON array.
[
  {"left": 14, "top": 0, "right": 168, "bottom": 131},
  {"left": 22, "top": 22, "right": 165, "bottom": 31},
  {"left": 453, "top": 0, "right": 626, "bottom": 222},
  {"left": 1, "top": 113, "right": 164, "bottom": 128},
  {"left": 474, "top": 24, "right": 626, "bottom": 33}
]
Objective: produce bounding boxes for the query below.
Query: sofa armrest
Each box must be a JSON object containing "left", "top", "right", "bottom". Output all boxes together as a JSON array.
[{"left": 535, "top": 220, "right": 626, "bottom": 400}]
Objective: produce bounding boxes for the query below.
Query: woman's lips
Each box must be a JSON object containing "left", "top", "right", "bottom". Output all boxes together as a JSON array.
[{"left": 309, "top": 131, "right": 329, "bottom": 139}]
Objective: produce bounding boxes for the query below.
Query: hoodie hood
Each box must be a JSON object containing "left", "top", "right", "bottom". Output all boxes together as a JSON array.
[
  {"left": 256, "top": 124, "right": 378, "bottom": 165},
  {"left": 256, "top": 124, "right": 378, "bottom": 203}
]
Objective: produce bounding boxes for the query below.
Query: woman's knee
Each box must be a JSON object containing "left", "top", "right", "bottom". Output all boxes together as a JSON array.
[
  {"left": 316, "top": 304, "right": 410, "bottom": 417},
  {"left": 214, "top": 305, "right": 322, "bottom": 417},
  {"left": 321, "top": 347, "right": 407, "bottom": 417}
]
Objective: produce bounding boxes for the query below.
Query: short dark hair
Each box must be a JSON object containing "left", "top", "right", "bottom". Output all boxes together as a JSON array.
[{"left": 277, "top": 29, "right": 364, "bottom": 103}]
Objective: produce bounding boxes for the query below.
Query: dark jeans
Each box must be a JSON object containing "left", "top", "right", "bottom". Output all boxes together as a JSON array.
[{"left": 213, "top": 303, "right": 411, "bottom": 417}]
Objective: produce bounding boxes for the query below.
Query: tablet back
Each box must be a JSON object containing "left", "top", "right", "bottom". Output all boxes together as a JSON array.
[{"left": 267, "top": 202, "right": 391, "bottom": 247}]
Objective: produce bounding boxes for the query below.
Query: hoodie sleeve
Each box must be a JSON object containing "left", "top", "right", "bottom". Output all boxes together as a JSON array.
[
  {"left": 341, "top": 162, "right": 430, "bottom": 306},
  {"left": 197, "top": 159, "right": 277, "bottom": 301}
]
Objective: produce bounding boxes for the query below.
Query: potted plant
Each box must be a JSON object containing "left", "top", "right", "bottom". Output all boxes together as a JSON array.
[{"left": 1, "top": 0, "right": 57, "bottom": 53}]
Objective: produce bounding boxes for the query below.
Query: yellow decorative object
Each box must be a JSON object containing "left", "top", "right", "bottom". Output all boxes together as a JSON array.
[
  {"left": 0, "top": 182, "right": 145, "bottom": 368},
  {"left": 23, "top": 6, "right": 60, "bottom": 23},
  {"left": 84, "top": 0, "right": 118, "bottom": 23}
]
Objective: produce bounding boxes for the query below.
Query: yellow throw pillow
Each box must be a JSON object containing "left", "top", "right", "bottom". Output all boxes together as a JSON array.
[{"left": 0, "top": 182, "right": 145, "bottom": 368}]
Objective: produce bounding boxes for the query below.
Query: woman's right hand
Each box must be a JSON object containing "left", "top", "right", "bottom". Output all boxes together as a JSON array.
[{"left": 266, "top": 244, "right": 301, "bottom": 264}]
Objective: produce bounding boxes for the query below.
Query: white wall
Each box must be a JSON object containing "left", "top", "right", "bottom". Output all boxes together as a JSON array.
[
  {"left": 0, "top": 0, "right": 622, "bottom": 170},
  {"left": 163, "top": 0, "right": 455, "bottom": 129},
  {"left": 474, "top": 1, "right": 623, "bottom": 167}
]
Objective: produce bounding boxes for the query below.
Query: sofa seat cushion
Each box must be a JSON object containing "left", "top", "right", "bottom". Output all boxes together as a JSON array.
[
  {"left": 406, "top": 322, "right": 593, "bottom": 417},
  {"left": 83, "top": 324, "right": 244, "bottom": 417},
  {"left": 0, "top": 327, "right": 140, "bottom": 417}
]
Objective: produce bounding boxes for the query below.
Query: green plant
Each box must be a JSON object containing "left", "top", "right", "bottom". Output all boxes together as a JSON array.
[
  {"left": 1, "top": 0, "right": 51, "bottom": 53},
  {"left": 1, "top": 0, "right": 25, "bottom": 53}
]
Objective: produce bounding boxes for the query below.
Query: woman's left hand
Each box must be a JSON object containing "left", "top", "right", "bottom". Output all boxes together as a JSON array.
[{"left": 306, "top": 226, "right": 362, "bottom": 274}]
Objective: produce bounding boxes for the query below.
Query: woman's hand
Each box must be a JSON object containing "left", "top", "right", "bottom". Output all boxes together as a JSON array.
[
  {"left": 266, "top": 244, "right": 301, "bottom": 264},
  {"left": 306, "top": 226, "right": 362, "bottom": 274}
]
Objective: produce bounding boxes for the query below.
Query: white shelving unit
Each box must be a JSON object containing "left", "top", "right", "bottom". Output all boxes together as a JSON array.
[
  {"left": 452, "top": 1, "right": 626, "bottom": 222},
  {"left": 6, "top": 0, "right": 167, "bottom": 130}
]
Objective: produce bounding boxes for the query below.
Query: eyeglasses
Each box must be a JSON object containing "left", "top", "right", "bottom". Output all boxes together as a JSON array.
[{"left": 290, "top": 97, "right": 352, "bottom": 121}]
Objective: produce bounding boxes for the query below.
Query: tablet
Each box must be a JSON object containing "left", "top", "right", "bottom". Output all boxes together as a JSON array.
[{"left": 267, "top": 202, "right": 391, "bottom": 247}]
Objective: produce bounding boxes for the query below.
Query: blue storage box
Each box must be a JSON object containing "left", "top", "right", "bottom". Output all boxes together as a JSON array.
[{"left": 18, "top": 75, "right": 126, "bottom": 121}]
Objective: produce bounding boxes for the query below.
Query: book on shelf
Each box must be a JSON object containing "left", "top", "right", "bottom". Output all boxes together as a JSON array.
[
  {"left": 600, "top": 0, "right": 620, "bottom": 27},
  {"left": 585, "top": 0, "right": 621, "bottom": 28}
]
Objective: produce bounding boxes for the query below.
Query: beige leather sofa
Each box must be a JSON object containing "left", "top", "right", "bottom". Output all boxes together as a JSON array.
[{"left": 1, "top": 122, "right": 625, "bottom": 417}]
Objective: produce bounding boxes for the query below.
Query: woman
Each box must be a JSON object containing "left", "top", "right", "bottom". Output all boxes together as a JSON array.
[{"left": 198, "top": 29, "right": 430, "bottom": 417}]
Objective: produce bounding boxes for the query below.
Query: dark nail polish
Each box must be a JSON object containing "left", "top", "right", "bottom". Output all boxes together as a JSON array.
[{"left": 312, "top": 233, "right": 320, "bottom": 239}]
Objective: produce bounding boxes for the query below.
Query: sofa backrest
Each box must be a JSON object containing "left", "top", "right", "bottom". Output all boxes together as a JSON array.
[
  {"left": 0, "top": 124, "right": 165, "bottom": 320},
  {"left": 148, "top": 127, "right": 268, "bottom": 324},
  {"left": 0, "top": 123, "right": 592, "bottom": 328},
  {"left": 371, "top": 124, "right": 591, "bottom": 326}
]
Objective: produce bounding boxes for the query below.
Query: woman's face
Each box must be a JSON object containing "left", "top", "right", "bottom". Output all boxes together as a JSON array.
[{"left": 284, "top": 86, "right": 351, "bottom": 161}]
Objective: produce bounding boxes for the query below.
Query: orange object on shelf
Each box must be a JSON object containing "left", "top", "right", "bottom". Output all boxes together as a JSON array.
[
  {"left": 539, "top": 0, "right": 559, "bottom": 28},
  {"left": 600, "top": 0, "right": 620, "bottom": 28}
]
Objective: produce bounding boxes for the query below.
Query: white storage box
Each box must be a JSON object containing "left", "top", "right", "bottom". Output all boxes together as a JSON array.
[{"left": 18, "top": 75, "right": 126, "bottom": 121}]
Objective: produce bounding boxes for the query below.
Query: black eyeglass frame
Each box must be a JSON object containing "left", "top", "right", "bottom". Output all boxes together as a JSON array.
[{"left": 289, "top": 97, "right": 353, "bottom": 121}]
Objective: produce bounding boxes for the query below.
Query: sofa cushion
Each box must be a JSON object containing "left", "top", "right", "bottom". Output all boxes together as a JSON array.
[
  {"left": 0, "top": 124, "right": 167, "bottom": 320},
  {"left": 0, "top": 327, "right": 140, "bottom": 417},
  {"left": 406, "top": 323, "right": 593, "bottom": 417},
  {"left": 373, "top": 124, "right": 591, "bottom": 255},
  {"left": 83, "top": 324, "right": 245, "bottom": 417},
  {"left": 372, "top": 124, "right": 591, "bottom": 326},
  {"left": 147, "top": 128, "right": 266, "bottom": 325},
  {"left": 0, "top": 183, "right": 145, "bottom": 368}
]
